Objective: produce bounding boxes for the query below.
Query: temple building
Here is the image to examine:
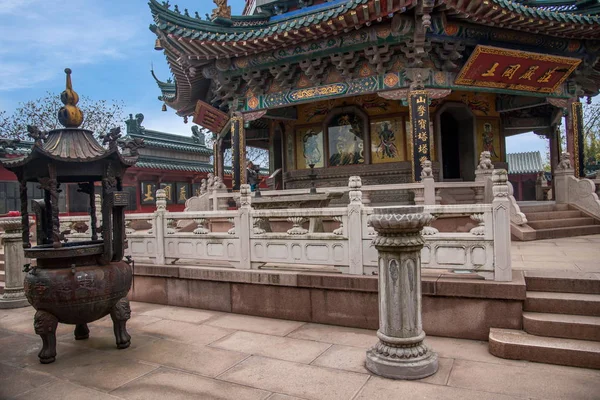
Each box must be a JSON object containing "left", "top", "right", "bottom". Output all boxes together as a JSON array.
[
  {"left": 0, "top": 115, "right": 217, "bottom": 214},
  {"left": 150, "top": 0, "right": 600, "bottom": 200}
]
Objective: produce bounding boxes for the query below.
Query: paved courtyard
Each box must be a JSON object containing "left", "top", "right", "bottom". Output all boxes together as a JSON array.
[
  {"left": 1, "top": 235, "right": 599, "bottom": 400},
  {"left": 511, "top": 234, "right": 600, "bottom": 275},
  {"left": 0, "top": 300, "right": 598, "bottom": 400}
]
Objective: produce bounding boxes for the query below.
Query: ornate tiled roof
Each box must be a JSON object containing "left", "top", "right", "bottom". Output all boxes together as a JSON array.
[
  {"left": 507, "top": 151, "right": 545, "bottom": 174},
  {"left": 132, "top": 129, "right": 212, "bottom": 155},
  {"left": 124, "top": 113, "right": 212, "bottom": 156},
  {"left": 135, "top": 156, "right": 214, "bottom": 172},
  {"left": 442, "top": 0, "right": 600, "bottom": 38},
  {"left": 515, "top": 1, "right": 600, "bottom": 15}
]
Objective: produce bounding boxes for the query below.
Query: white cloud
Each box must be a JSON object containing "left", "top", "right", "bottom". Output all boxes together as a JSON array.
[
  {"left": 506, "top": 132, "right": 550, "bottom": 162},
  {"left": 0, "top": 0, "right": 144, "bottom": 91},
  {"left": 137, "top": 110, "right": 194, "bottom": 137}
]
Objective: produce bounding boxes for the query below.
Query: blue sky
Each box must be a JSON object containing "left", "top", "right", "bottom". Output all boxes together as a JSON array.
[
  {"left": 0, "top": 0, "right": 245, "bottom": 135},
  {"left": 0, "top": 0, "right": 546, "bottom": 157}
]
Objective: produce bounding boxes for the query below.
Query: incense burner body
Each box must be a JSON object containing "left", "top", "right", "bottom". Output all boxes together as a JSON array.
[{"left": 24, "top": 244, "right": 132, "bottom": 326}]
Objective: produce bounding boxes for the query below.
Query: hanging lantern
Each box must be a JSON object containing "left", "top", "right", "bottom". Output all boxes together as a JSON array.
[
  {"left": 154, "top": 38, "right": 164, "bottom": 51},
  {"left": 161, "top": 103, "right": 167, "bottom": 112}
]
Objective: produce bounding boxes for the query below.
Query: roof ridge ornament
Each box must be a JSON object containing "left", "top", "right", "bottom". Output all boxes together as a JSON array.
[
  {"left": 211, "top": 0, "right": 231, "bottom": 20},
  {"left": 58, "top": 68, "right": 84, "bottom": 128}
]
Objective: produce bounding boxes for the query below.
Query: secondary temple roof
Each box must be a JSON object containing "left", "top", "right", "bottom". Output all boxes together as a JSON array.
[
  {"left": 150, "top": 0, "right": 600, "bottom": 124},
  {"left": 507, "top": 151, "right": 545, "bottom": 174}
]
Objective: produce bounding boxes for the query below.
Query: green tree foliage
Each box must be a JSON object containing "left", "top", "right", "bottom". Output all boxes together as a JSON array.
[
  {"left": 583, "top": 103, "right": 600, "bottom": 175},
  {"left": 0, "top": 92, "right": 125, "bottom": 140}
]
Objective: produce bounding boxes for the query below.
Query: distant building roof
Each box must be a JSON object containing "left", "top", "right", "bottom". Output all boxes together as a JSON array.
[
  {"left": 124, "top": 113, "right": 212, "bottom": 156},
  {"left": 507, "top": 151, "right": 545, "bottom": 174}
]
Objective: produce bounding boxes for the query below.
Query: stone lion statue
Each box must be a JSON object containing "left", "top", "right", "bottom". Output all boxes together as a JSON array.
[{"left": 477, "top": 151, "right": 494, "bottom": 170}]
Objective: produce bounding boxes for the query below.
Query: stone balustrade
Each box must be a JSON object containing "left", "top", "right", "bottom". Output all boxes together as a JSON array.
[
  {"left": 555, "top": 153, "right": 600, "bottom": 220},
  {"left": 57, "top": 169, "right": 513, "bottom": 281}
]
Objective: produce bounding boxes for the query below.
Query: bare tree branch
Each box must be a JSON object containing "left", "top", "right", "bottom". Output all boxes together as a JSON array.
[{"left": 0, "top": 92, "right": 125, "bottom": 140}]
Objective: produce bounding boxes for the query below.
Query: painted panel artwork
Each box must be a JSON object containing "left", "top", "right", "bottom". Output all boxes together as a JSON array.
[
  {"left": 371, "top": 118, "right": 405, "bottom": 163},
  {"left": 477, "top": 118, "right": 501, "bottom": 161},
  {"left": 328, "top": 113, "right": 365, "bottom": 166},
  {"left": 296, "top": 127, "right": 324, "bottom": 169}
]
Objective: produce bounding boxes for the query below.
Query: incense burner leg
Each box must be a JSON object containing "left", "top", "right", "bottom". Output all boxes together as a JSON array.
[
  {"left": 74, "top": 323, "right": 90, "bottom": 340},
  {"left": 34, "top": 310, "right": 58, "bottom": 364},
  {"left": 110, "top": 297, "right": 131, "bottom": 349}
]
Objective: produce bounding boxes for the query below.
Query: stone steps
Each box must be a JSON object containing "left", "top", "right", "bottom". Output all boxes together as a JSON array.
[
  {"left": 527, "top": 217, "right": 598, "bottom": 230},
  {"left": 489, "top": 328, "right": 600, "bottom": 369},
  {"left": 524, "top": 271, "right": 600, "bottom": 294},
  {"left": 524, "top": 210, "right": 583, "bottom": 221},
  {"left": 515, "top": 203, "right": 600, "bottom": 240},
  {"left": 533, "top": 225, "right": 600, "bottom": 240},
  {"left": 519, "top": 203, "right": 570, "bottom": 213},
  {"left": 490, "top": 271, "right": 600, "bottom": 368},
  {"left": 525, "top": 291, "right": 600, "bottom": 317},
  {"left": 523, "top": 312, "right": 600, "bottom": 342}
]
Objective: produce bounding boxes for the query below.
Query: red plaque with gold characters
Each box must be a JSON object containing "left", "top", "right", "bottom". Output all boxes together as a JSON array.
[
  {"left": 455, "top": 45, "right": 581, "bottom": 94},
  {"left": 193, "top": 100, "right": 229, "bottom": 134}
]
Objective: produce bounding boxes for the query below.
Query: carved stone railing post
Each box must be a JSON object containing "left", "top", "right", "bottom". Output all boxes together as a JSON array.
[
  {"left": 347, "top": 176, "right": 364, "bottom": 275},
  {"left": 421, "top": 159, "right": 436, "bottom": 205},
  {"left": 0, "top": 217, "right": 29, "bottom": 308},
  {"left": 554, "top": 152, "right": 573, "bottom": 205},
  {"left": 366, "top": 206, "right": 438, "bottom": 380},
  {"left": 238, "top": 184, "right": 252, "bottom": 269},
  {"left": 475, "top": 151, "right": 494, "bottom": 204},
  {"left": 492, "top": 170, "right": 512, "bottom": 282},
  {"left": 412, "top": 188, "right": 424, "bottom": 205},
  {"left": 154, "top": 189, "right": 167, "bottom": 265}
]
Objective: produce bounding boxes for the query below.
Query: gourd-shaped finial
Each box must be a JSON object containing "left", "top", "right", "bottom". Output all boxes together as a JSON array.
[{"left": 58, "top": 68, "right": 84, "bottom": 128}]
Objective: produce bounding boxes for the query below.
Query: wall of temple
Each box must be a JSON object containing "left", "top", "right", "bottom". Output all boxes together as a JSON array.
[{"left": 282, "top": 91, "right": 504, "bottom": 191}]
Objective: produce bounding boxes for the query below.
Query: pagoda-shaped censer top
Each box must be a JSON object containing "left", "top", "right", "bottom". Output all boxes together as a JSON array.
[
  {"left": 0, "top": 69, "right": 142, "bottom": 364},
  {"left": 1, "top": 68, "right": 141, "bottom": 261}
]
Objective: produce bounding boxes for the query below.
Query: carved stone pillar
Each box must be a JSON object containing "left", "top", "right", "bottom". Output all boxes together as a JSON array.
[
  {"left": 0, "top": 217, "right": 29, "bottom": 308},
  {"left": 366, "top": 206, "right": 438, "bottom": 380}
]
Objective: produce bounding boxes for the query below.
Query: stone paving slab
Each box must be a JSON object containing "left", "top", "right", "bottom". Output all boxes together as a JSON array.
[
  {"left": 218, "top": 355, "right": 370, "bottom": 400},
  {"left": 448, "top": 359, "right": 600, "bottom": 400},
  {"left": 111, "top": 368, "right": 271, "bottom": 400},
  {"left": 1, "top": 302, "right": 599, "bottom": 400},
  {"left": 14, "top": 381, "right": 122, "bottom": 400},
  {"left": 206, "top": 313, "right": 306, "bottom": 336},
  {"left": 211, "top": 330, "right": 331, "bottom": 364},
  {"left": 126, "top": 339, "right": 248, "bottom": 377}
]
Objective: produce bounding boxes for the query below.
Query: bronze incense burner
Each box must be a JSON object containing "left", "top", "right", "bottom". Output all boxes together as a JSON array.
[{"left": 1, "top": 69, "right": 142, "bottom": 363}]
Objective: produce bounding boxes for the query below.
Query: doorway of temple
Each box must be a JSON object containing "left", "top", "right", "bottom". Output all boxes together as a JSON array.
[{"left": 437, "top": 103, "right": 476, "bottom": 181}]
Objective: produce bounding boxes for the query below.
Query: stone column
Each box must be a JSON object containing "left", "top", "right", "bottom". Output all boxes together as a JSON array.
[
  {"left": 366, "top": 206, "right": 438, "bottom": 380},
  {"left": 0, "top": 217, "right": 29, "bottom": 308}
]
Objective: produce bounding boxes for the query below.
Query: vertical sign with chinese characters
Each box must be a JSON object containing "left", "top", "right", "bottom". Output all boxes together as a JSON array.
[
  {"left": 572, "top": 102, "right": 584, "bottom": 178},
  {"left": 231, "top": 114, "right": 243, "bottom": 190},
  {"left": 409, "top": 90, "right": 431, "bottom": 181}
]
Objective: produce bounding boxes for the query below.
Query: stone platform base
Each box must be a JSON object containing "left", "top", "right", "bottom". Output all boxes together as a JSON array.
[
  {"left": 0, "top": 297, "right": 30, "bottom": 309},
  {"left": 129, "top": 264, "right": 526, "bottom": 341}
]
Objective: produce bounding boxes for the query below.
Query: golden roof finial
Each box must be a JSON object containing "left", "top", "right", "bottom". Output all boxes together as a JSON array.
[{"left": 58, "top": 68, "right": 84, "bottom": 128}]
